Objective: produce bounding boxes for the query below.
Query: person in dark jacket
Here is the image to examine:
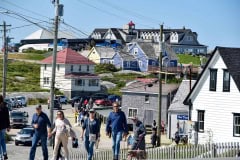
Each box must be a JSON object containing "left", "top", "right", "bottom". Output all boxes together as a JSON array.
[
  {"left": 0, "top": 95, "right": 10, "bottom": 160},
  {"left": 127, "top": 117, "right": 147, "bottom": 160},
  {"left": 151, "top": 130, "right": 157, "bottom": 148},
  {"left": 29, "top": 105, "right": 51, "bottom": 160},
  {"left": 106, "top": 102, "right": 128, "bottom": 160}
]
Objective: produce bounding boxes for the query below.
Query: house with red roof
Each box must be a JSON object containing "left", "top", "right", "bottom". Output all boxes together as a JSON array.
[{"left": 41, "top": 48, "right": 100, "bottom": 98}]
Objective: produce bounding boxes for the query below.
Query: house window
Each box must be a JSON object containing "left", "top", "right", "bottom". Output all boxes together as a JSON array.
[
  {"left": 79, "top": 65, "right": 81, "bottom": 72},
  {"left": 103, "top": 59, "right": 107, "bottom": 64},
  {"left": 57, "top": 64, "right": 60, "bottom": 71},
  {"left": 138, "top": 61, "right": 142, "bottom": 67},
  {"left": 110, "top": 60, "right": 114, "bottom": 64},
  {"left": 89, "top": 79, "right": 99, "bottom": 86},
  {"left": 43, "top": 77, "right": 49, "bottom": 85},
  {"left": 70, "top": 65, "right": 73, "bottom": 72},
  {"left": 134, "top": 48, "right": 138, "bottom": 55},
  {"left": 126, "top": 61, "right": 130, "bottom": 68},
  {"left": 145, "top": 95, "right": 149, "bottom": 103},
  {"left": 75, "top": 79, "right": 85, "bottom": 86},
  {"left": 209, "top": 69, "right": 217, "bottom": 91},
  {"left": 197, "top": 110, "right": 205, "bottom": 132},
  {"left": 87, "top": 65, "right": 89, "bottom": 72},
  {"left": 233, "top": 113, "right": 240, "bottom": 137},
  {"left": 223, "top": 70, "right": 230, "bottom": 92},
  {"left": 128, "top": 108, "right": 137, "bottom": 118},
  {"left": 44, "top": 64, "right": 47, "bottom": 70},
  {"left": 152, "top": 62, "right": 156, "bottom": 66}
]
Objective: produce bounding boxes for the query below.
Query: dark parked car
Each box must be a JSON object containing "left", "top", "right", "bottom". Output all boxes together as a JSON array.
[
  {"left": 48, "top": 99, "right": 62, "bottom": 110},
  {"left": 91, "top": 93, "right": 108, "bottom": 101},
  {"left": 107, "top": 95, "right": 121, "bottom": 103}
]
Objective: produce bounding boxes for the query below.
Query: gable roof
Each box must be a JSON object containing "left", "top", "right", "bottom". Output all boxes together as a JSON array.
[
  {"left": 121, "top": 80, "right": 179, "bottom": 95},
  {"left": 94, "top": 47, "right": 116, "bottom": 58},
  {"left": 119, "top": 47, "right": 137, "bottom": 61},
  {"left": 41, "top": 48, "right": 95, "bottom": 65},
  {"left": 183, "top": 46, "right": 240, "bottom": 104},
  {"left": 168, "top": 80, "right": 196, "bottom": 112},
  {"left": 137, "top": 42, "right": 156, "bottom": 59}
]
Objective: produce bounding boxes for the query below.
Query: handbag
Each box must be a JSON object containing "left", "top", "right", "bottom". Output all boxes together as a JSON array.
[{"left": 88, "top": 118, "right": 97, "bottom": 142}]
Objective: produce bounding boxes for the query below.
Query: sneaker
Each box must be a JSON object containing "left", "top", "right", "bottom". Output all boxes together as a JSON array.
[{"left": 3, "top": 154, "right": 8, "bottom": 160}]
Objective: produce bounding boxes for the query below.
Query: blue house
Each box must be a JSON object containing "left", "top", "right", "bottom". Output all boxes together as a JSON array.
[{"left": 127, "top": 42, "right": 158, "bottom": 72}]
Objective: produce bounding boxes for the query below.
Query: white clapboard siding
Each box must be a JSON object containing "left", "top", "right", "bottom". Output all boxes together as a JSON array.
[{"left": 191, "top": 51, "right": 240, "bottom": 144}]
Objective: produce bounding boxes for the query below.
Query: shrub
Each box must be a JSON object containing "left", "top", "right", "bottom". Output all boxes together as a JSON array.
[
  {"left": 28, "top": 98, "right": 48, "bottom": 105},
  {"left": 95, "top": 64, "right": 119, "bottom": 73}
]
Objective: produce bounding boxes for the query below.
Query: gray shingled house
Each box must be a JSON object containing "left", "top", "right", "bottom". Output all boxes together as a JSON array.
[
  {"left": 167, "top": 80, "right": 196, "bottom": 139},
  {"left": 120, "top": 79, "right": 179, "bottom": 129}
]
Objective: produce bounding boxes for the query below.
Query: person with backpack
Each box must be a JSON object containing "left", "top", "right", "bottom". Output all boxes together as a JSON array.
[
  {"left": 106, "top": 102, "right": 128, "bottom": 160},
  {"left": 80, "top": 108, "right": 100, "bottom": 160}
]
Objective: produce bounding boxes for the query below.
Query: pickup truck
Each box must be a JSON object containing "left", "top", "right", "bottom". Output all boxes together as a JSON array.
[{"left": 10, "top": 111, "right": 29, "bottom": 128}]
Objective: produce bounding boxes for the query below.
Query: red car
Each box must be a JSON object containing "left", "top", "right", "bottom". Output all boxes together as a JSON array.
[{"left": 94, "top": 99, "right": 112, "bottom": 106}]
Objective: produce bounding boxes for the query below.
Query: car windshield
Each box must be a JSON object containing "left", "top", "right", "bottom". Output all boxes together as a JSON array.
[
  {"left": 17, "top": 97, "right": 25, "bottom": 100},
  {"left": 20, "top": 129, "right": 33, "bottom": 134},
  {"left": 11, "top": 112, "right": 24, "bottom": 117}
]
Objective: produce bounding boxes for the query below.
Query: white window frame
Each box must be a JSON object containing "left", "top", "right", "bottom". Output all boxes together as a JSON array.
[
  {"left": 233, "top": 113, "right": 240, "bottom": 137},
  {"left": 134, "top": 48, "right": 138, "bottom": 55},
  {"left": 145, "top": 95, "right": 150, "bottom": 103},
  {"left": 128, "top": 108, "right": 138, "bottom": 118},
  {"left": 70, "top": 65, "right": 73, "bottom": 72},
  {"left": 57, "top": 64, "right": 60, "bottom": 71},
  {"left": 103, "top": 59, "right": 107, "bottom": 64},
  {"left": 87, "top": 65, "right": 89, "bottom": 72},
  {"left": 43, "top": 77, "right": 50, "bottom": 85},
  {"left": 138, "top": 60, "right": 142, "bottom": 67},
  {"left": 75, "top": 79, "right": 85, "bottom": 86},
  {"left": 44, "top": 64, "right": 47, "bottom": 70},
  {"left": 110, "top": 60, "right": 114, "bottom": 64},
  {"left": 126, "top": 61, "right": 130, "bottom": 68},
  {"left": 88, "top": 79, "right": 99, "bottom": 86}
]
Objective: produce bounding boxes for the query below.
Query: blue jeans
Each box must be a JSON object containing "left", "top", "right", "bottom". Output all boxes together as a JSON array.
[
  {"left": 29, "top": 133, "right": 48, "bottom": 160},
  {"left": 84, "top": 136, "right": 95, "bottom": 160},
  {"left": 112, "top": 131, "right": 123, "bottom": 159},
  {"left": 0, "top": 129, "right": 7, "bottom": 158}
]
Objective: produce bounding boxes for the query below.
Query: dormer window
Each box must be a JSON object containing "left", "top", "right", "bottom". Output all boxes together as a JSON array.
[
  {"left": 134, "top": 48, "right": 138, "bottom": 55},
  {"left": 209, "top": 69, "right": 217, "bottom": 91},
  {"left": 223, "top": 69, "right": 230, "bottom": 92}
]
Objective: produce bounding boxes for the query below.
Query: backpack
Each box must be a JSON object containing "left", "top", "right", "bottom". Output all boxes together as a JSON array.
[{"left": 72, "top": 138, "right": 78, "bottom": 148}]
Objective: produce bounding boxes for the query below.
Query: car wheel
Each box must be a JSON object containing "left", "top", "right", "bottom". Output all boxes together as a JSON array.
[{"left": 15, "top": 141, "right": 19, "bottom": 146}]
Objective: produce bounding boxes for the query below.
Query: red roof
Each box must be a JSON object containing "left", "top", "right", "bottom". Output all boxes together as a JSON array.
[{"left": 41, "top": 48, "right": 95, "bottom": 65}]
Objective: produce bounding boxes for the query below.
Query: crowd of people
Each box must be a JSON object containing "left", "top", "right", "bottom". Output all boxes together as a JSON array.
[{"left": 0, "top": 93, "right": 154, "bottom": 160}]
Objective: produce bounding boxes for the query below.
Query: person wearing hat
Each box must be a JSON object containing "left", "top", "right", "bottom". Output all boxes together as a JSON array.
[
  {"left": 127, "top": 116, "right": 146, "bottom": 159},
  {"left": 29, "top": 105, "right": 51, "bottom": 160},
  {"left": 80, "top": 108, "right": 100, "bottom": 160},
  {"left": 106, "top": 102, "right": 128, "bottom": 160}
]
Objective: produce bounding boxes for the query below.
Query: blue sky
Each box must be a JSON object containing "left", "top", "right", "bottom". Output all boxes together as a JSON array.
[{"left": 0, "top": 0, "right": 239, "bottom": 50}]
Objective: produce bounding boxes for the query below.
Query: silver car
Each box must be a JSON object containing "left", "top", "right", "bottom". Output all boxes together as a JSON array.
[{"left": 15, "top": 127, "right": 34, "bottom": 146}]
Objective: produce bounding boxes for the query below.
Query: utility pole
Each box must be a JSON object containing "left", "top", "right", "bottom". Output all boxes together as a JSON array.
[
  {"left": 1, "top": 21, "right": 11, "bottom": 98},
  {"left": 157, "top": 24, "right": 163, "bottom": 147},
  {"left": 50, "top": 0, "right": 61, "bottom": 136}
]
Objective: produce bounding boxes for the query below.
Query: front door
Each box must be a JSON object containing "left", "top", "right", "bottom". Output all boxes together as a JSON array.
[{"left": 144, "top": 110, "right": 154, "bottom": 125}]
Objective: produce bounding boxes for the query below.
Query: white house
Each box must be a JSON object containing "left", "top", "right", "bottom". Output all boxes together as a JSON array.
[
  {"left": 40, "top": 48, "right": 100, "bottom": 98},
  {"left": 183, "top": 46, "right": 240, "bottom": 144}
]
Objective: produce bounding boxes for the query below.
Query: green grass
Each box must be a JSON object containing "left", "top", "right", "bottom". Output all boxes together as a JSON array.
[
  {"left": 177, "top": 54, "right": 208, "bottom": 66},
  {"left": 0, "top": 61, "right": 48, "bottom": 92}
]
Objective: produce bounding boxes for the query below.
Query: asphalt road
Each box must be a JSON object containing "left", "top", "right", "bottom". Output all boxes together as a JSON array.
[{"left": 7, "top": 104, "right": 86, "bottom": 160}]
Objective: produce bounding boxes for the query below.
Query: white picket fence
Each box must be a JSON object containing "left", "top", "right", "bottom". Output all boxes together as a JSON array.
[{"left": 69, "top": 142, "right": 240, "bottom": 160}]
